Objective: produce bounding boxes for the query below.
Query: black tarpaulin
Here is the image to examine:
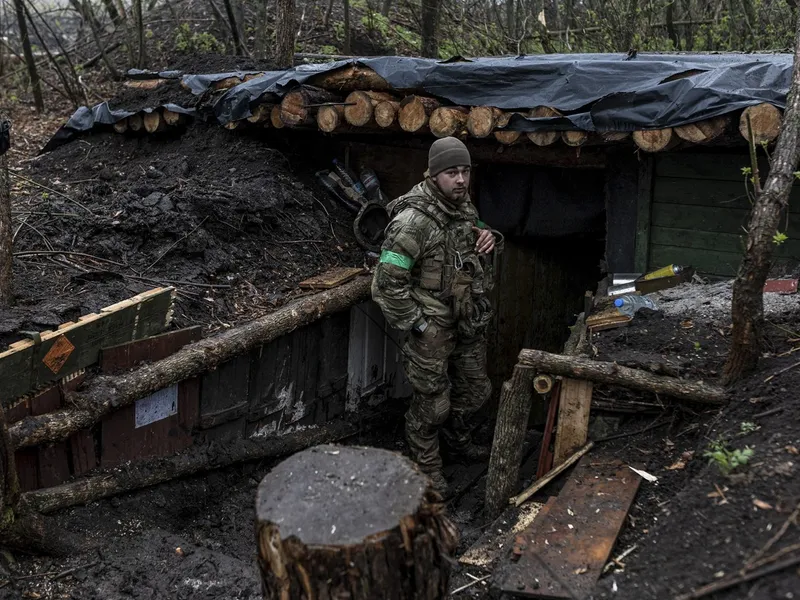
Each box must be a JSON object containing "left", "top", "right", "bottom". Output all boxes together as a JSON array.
[{"left": 43, "top": 52, "right": 794, "bottom": 152}]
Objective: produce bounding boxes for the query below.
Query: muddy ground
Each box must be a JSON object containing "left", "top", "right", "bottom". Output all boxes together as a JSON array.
[
  {"left": 2, "top": 280, "right": 798, "bottom": 599},
  {"left": 2, "top": 122, "right": 368, "bottom": 347}
]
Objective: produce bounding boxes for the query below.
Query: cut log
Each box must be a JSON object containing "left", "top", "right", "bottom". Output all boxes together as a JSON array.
[
  {"left": 143, "top": 110, "right": 165, "bottom": 133},
  {"left": 485, "top": 365, "right": 535, "bottom": 519},
  {"left": 123, "top": 79, "right": 167, "bottom": 90},
  {"left": 675, "top": 115, "right": 730, "bottom": 143},
  {"left": 632, "top": 128, "right": 675, "bottom": 152},
  {"left": 398, "top": 95, "right": 440, "bottom": 133},
  {"left": 467, "top": 106, "right": 503, "bottom": 138},
  {"left": 600, "top": 131, "right": 631, "bottom": 142},
  {"left": 270, "top": 105, "right": 285, "bottom": 129},
  {"left": 429, "top": 106, "right": 469, "bottom": 138},
  {"left": 23, "top": 419, "right": 363, "bottom": 513},
  {"left": 561, "top": 130, "right": 588, "bottom": 147},
  {"left": 256, "top": 445, "right": 458, "bottom": 599},
  {"left": 493, "top": 112, "right": 523, "bottom": 145},
  {"left": 739, "top": 103, "right": 782, "bottom": 145},
  {"left": 307, "top": 64, "right": 390, "bottom": 92},
  {"left": 247, "top": 103, "right": 274, "bottom": 124},
  {"left": 317, "top": 104, "right": 346, "bottom": 132},
  {"left": 526, "top": 106, "right": 562, "bottom": 146},
  {"left": 516, "top": 349, "right": 727, "bottom": 404},
  {"left": 280, "top": 86, "right": 341, "bottom": 127},
  {"left": 374, "top": 100, "right": 400, "bottom": 128},
  {"left": 212, "top": 75, "right": 255, "bottom": 91},
  {"left": 112, "top": 118, "right": 128, "bottom": 134},
  {"left": 162, "top": 109, "right": 185, "bottom": 127},
  {"left": 9, "top": 277, "right": 372, "bottom": 449},
  {"left": 127, "top": 113, "right": 144, "bottom": 132},
  {"left": 344, "top": 90, "right": 396, "bottom": 127}
]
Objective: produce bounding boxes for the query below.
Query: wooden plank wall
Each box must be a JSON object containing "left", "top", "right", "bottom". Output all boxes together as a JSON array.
[{"left": 648, "top": 153, "right": 800, "bottom": 277}]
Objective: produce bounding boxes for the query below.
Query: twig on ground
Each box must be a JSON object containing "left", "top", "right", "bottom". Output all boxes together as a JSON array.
[
  {"left": 744, "top": 501, "right": 800, "bottom": 569},
  {"left": 764, "top": 359, "right": 800, "bottom": 382},
  {"left": 450, "top": 574, "right": 491, "bottom": 595},
  {"left": 12, "top": 560, "right": 99, "bottom": 582},
  {"left": 124, "top": 273, "right": 232, "bottom": 289},
  {"left": 595, "top": 419, "right": 670, "bottom": 443},
  {"left": 144, "top": 216, "right": 208, "bottom": 273},
  {"left": 603, "top": 544, "right": 638, "bottom": 574},
  {"left": 676, "top": 554, "right": 800, "bottom": 600},
  {"left": 13, "top": 250, "right": 127, "bottom": 267},
  {"left": 752, "top": 407, "right": 784, "bottom": 419},
  {"left": 9, "top": 172, "right": 96, "bottom": 215}
]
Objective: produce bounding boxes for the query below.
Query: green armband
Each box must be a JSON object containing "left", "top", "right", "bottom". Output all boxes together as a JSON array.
[
  {"left": 379, "top": 250, "right": 414, "bottom": 270},
  {"left": 475, "top": 219, "right": 486, "bottom": 229}
]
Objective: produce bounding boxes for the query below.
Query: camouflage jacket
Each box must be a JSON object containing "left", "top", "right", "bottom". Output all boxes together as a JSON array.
[{"left": 371, "top": 179, "right": 504, "bottom": 331}]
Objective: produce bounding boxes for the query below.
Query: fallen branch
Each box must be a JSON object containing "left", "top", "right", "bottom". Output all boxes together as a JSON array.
[
  {"left": 10, "top": 276, "right": 372, "bottom": 449},
  {"left": 517, "top": 349, "right": 726, "bottom": 405},
  {"left": 9, "top": 172, "right": 95, "bottom": 215},
  {"left": 676, "top": 554, "right": 800, "bottom": 600},
  {"left": 764, "top": 359, "right": 800, "bottom": 382},
  {"left": 450, "top": 574, "right": 491, "bottom": 595},
  {"left": 509, "top": 441, "right": 594, "bottom": 506},
  {"left": 24, "top": 419, "right": 361, "bottom": 513}
]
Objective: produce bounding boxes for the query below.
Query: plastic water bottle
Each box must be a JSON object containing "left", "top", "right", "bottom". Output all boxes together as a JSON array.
[{"left": 614, "top": 294, "right": 659, "bottom": 317}]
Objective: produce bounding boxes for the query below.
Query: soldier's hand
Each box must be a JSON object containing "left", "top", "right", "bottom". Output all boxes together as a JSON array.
[{"left": 472, "top": 227, "right": 496, "bottom": 254}]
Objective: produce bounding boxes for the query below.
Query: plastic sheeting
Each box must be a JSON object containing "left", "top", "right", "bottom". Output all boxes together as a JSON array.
[{"left": 44, "top": 52, "right": 794, "bottom": 152}]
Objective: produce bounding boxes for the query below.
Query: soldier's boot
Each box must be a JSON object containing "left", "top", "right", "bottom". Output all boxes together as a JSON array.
[
  {"left": 424, "top": 469, "right": 449, "bottom": 497},
  {"left": 442, "top": 441, "right": 490, "bottom": 464}
]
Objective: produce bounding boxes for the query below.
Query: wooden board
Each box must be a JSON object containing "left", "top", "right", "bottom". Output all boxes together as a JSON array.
[
  {"left": 299, "top": 267, "right": 366, "bottom": 290},
  {"left": 0, "top": 288, "right": 175, "bottom": 405},
  {"left": 496, "top": 456, "right": 641, "bottom": 598},
  {"left": 654, "top": 177, "right": 800, "bottom": 214},
  {"left": 634, "top": 156, "right": 654, "bottom": 273},
  {"left": 199, "top": 353, "right": 250, "bottom": 440},
  {"left": 553, "top": 379, "right": 593, "bottom": 466}
]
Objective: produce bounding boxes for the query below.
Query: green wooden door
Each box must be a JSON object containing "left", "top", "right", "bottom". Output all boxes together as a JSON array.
[{"left": 643, "top": 153, "right": 800, "bottom": 277}]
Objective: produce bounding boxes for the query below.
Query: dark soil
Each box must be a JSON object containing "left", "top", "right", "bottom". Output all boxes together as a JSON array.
[
  {"left": 3, "top": 123, "right": 367, "bottom": 347},
  {"left": 107, "top": 80, "right": 202, "bottom": 114}
]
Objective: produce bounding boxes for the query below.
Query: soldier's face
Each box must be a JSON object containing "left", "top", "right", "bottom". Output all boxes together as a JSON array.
[{"left": 433, "top": 166, "right": 471, "bottom": 202}]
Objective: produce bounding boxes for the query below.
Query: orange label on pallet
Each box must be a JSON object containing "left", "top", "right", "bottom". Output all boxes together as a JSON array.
[{"left": 42, "top": 335, "right": 75, "bottom": 374}]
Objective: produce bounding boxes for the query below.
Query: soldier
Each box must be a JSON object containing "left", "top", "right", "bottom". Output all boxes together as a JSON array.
[{"left": 371, "top": 137, "right": 503, "bottom": 495}]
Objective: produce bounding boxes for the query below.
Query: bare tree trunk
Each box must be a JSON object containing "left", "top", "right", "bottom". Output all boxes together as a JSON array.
[
  {"left": 275, "top": 0, "right": 295, "bottom": 67},
  {"left": 506, "top": 0, "right": 516, "bottom": 39},
  {"left": 621, "top": 0, "right": 639, "bottom": 50},
  {"left": 666, "top": 1, "right": 679, "bottom": 49},
  {"left": 13, "top": 0, "right": 43, "bottom": 112},
  {"left": 740, "top": 0, "right": 757, "bottom": 48},
  {"left": 134, "top": 0, "right": 146, "bottom": 68},
  {"left": 0, "top": 120, "right": 10, "bottom": 308},
  {"left": 324, "top": 0, "right": 334, "bottom": 27},
  {"left": 84, "top": 0, "right": 121, "bottom": 80},
  {"left": 543, "top": 0, "right": 559, "bottom": 31},
  {"left": 222, "top": 0, "right": 246, "bottom": 55},
  {"left": 381, "top": 0, "right": 392, "bottom": 16},
  {"left": 343, "top": 0, "right": 351, "bottom": 54},
  {"left": 101, "top": 0, "right": 122, "bottom": 25},
  {"left": 724, "top": 13, "right": 800, "bottom": 383},
  {"left": 682, "top": 0, "right": 695, "bottom": 51},
  {"left": 420, "top": 0, "right": 442, "bottom": 57}
]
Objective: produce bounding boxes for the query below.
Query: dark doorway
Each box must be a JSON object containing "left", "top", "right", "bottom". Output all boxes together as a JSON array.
[{"left": 477, "top": 164, "right": 606, "bottom": 391}]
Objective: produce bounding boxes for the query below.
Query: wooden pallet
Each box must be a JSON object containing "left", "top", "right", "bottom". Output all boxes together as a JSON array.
[{"left": 0, "top": 287, "right": 175, "bottom": 405}]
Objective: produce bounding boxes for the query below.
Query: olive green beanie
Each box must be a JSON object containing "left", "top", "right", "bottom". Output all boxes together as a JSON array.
[{"left": 428, "top": 137, "right": 471, "bottom": 176}]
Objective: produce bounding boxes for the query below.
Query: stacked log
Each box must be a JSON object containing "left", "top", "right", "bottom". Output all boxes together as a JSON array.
[
  {"left": 493, "top": 112, "right": 523, "bottom": 145},
  {"left": 562, "top": 129, "right": 588, "bottom": 147},
  {"left": 739, "top": 103, "right": 782, "bottom": 145},
  {"left": 270, "top": 105, "right": 285, "bottom": 129},
  {"left": 633, "top": 128, "right": 675, "bottom": 152},
  {"left": 375, "top": 100, "right": 400, "bottom": 128},
  {"left": 247, "top": 103, "right": 274, "bottom": 125},
  {"left": 429, "top": 107, "right": 469, "bottom": 138},
  {"left": 398, "top": 96, "right": 440, "bottom": 133},
  {"left": 345, "top": 91, "right": 396, "bottom": 127},
  {"left": 467, "top": 106, "right": 503, "bottom": 138},
  {"left": 317, "top": 105, "right": 346, "bottom": 132},
  {"left": 127, "top": 113, "right": 144, "bottom": 132},
  {"left": 112, "top": 119, "right": 128, "bottom": 134},
  {"left": 143, "top": 110, "right": 166, "bottom": 133},
  {"left": 675, "top": 115, "right": 729, "bottom": 144},
  {"left": 526, "top": 106, "right": 562, "bottom": 146},
  {"left": 280, "top": 86, "right": 342, "bottom": 127}
]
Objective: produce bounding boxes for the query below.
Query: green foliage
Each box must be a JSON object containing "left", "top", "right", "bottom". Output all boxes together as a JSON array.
[
  {"left": 740, "top": 421, "right": 758, "bottom": 434},
  {"left": 773, "top": 232, "right": 789, "bottom": 245},
  {"left": 174, "top": 23, "right": 224, "bottom": 54},
  {"left": 319, "top": 45, "right": 339, "bottom": 55},
  {"left": 704, "top": 439, "right": 754, "bottom": 476},
  {"left": 741, "top": 167, "right": 752, "bottom": 176}
]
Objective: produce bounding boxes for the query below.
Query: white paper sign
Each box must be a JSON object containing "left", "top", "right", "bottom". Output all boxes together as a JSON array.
[{"left": 135, "top": 384, "right": 178, "bottom": 428}]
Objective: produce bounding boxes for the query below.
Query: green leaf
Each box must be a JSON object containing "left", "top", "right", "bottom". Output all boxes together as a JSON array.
[
  {"left": 773, "top": 232, "right": 789, "bottom": 245},
  {"left": 741, "top": 166, "right": 752, "bottom": 176}
]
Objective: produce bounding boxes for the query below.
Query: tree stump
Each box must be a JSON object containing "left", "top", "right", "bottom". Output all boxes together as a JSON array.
[{"left": 256, "top": 444, "right": 459, "bottom": 600}]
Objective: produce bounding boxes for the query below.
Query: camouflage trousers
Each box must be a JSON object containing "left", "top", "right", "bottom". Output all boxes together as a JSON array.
[{"left": 402, "top": 321, "right": 492, "bottom": 473}]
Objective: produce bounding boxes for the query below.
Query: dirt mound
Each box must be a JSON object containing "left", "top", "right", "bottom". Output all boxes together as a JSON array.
[
  {"left": 4, "top": 124, "right": 365, "bottom": 346},
  {"left": 107, "top": 80, "right": 201, "bottom": 114}
]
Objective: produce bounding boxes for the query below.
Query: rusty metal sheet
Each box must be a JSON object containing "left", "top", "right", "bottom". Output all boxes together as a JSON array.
[
  {"left": 764, "top": 279, "right": 798, "bottom": 294},
  {"left": 100, "top": 326, "right": 202, "bottom": 373},
  {"left": 497, "top": 456, "right": 641, "bottom": 599},
  {"left": 299, "top": 267, "right": 365, "bottom": 290}
]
